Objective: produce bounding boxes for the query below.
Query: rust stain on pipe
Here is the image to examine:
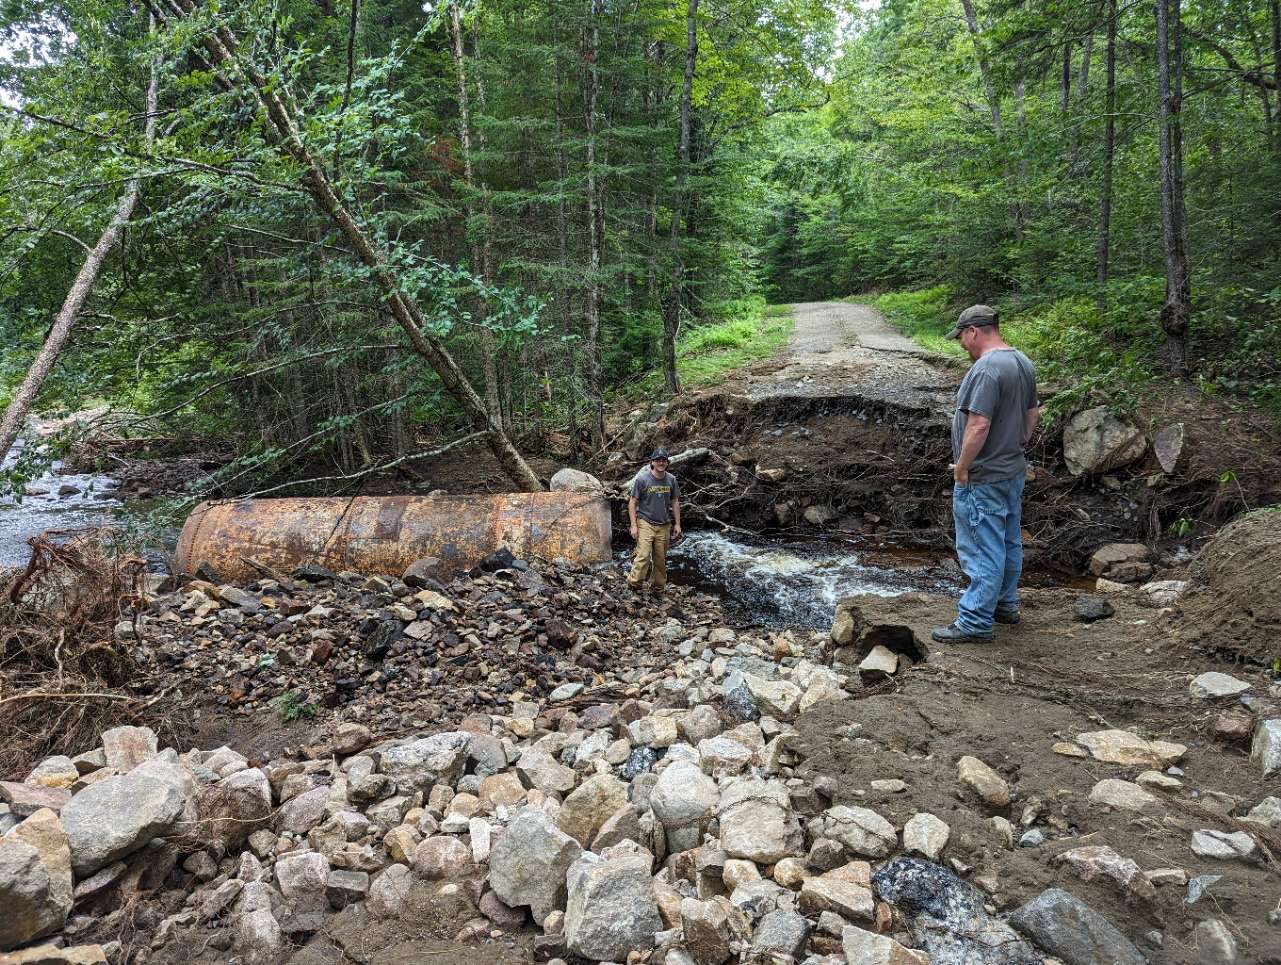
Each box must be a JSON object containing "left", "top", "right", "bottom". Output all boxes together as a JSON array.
[{"left": 174, "top": 493, "right": 613, "bottom": 582}]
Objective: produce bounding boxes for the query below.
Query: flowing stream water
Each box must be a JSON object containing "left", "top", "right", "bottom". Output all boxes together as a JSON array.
[
  {"left": 665, "top": 530, "right": 960, "bottom": 628},
  {"left": 0, "top": 437, "right": 123, "bottom": 568}
]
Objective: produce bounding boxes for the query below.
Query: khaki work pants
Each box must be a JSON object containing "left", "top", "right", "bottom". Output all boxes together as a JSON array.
[{"left": 628, "top": 519, "right": 671, "bottom": 590}]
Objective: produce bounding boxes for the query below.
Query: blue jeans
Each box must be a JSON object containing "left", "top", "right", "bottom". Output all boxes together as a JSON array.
[{"left": 952, "top": 474, "right": 1025, "bottom": 634}]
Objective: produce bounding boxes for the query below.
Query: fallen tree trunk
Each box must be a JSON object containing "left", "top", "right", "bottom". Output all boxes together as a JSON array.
[
  {"left": 148, "top": 0, "right": 542, "bottom": 492},
  {"left": 0, "top": 46, "right": 160, "bottom": 462}
]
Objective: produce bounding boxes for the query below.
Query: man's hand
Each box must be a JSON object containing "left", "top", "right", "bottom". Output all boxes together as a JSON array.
[
  {"left": 630, "top": 523, "right": 638, "bottom": 540},
  {"left": 673, "top": 524, "right": 683, "bottom": 540},
  {"left": 951, "top": 463, "right": 969, "bottom": 485}
]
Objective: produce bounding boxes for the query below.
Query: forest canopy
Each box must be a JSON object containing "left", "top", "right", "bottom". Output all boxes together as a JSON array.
[{"left": 2, "top": 0, "right": 1279, "bottom": 495}]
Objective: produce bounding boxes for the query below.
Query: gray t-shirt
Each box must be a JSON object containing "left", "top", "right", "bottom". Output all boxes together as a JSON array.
[
  {"left": 951, "top": 348, "right": 1038, "bottom": 484},
  {"left": 630, "top": 469, "right": 680, "bottom": 525}
]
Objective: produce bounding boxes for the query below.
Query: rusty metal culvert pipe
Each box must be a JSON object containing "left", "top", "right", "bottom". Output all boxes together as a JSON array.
[{"left": 173, "top": 493, "right": 613, "bottom": 582}]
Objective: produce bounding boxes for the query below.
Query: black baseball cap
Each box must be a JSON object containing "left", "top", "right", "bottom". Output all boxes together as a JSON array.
[
  {"left": 946, "top": 304, "right": 999, "bottom": 339},
  {"left": 649, "top": 447, "right": 670, "bottom": 462}
]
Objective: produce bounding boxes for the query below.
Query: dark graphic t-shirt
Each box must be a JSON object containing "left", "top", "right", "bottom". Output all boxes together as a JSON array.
[{"left": 630, "top": 469, "right": 680, "bottom": 525}]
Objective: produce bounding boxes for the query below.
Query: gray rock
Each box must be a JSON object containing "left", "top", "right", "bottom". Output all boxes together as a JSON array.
[
  {"left": 903, "top": 813, "right": 951, "bottom": 860},
  {"left": 824, "top": 805, "right": 897, "bottom": 858},
  {"left": 326, "top": 869, "right": 369, "bottom": 909},
  {"left": 681, "top": 897, "right": 733, "bottom": 965},
  {"left": 515, "top": 746, "right": 577, "bottom": 795},
  {"left": 563, "top": 852, "right": 661, "bottom": 961},
  {"left": 1193, "top": 919, "right": 1237, "bottom": 961},
  {"left": 1251, "top": 719, "right": 1281, "bottom": 778},
  {"left": 1244, "top": 796, "right": 1281, "bottom": 828},
  {"left": 366, "top": 864, "right": 414, "bottom": 919},
  {"left": 1185, "top": 874, "right": 1222, "bottom": 906},
  {"left": 0, "top": 782, "right": 71, "bottom": 818},
  {"left": 275, "top": 851, "right": 330, "bottom": 912},
  {"left": 0, "top": 838, "right": 65, "bottom": 950},
  {"left": 237, "top": 908, "right": 283, "bottom": 965},
  {"left": 100, "top": 725, "right": 158, "bottom": 771},
  {"left": 278, "top": 785, "right": 330, "bottom": 835},
  {"left": 717, "top": 779, "right": 799, "bottom": 864},
  {"left": 1189, "top": 672, "right": 1251, "bottom": 699},
  {"left": 1024, "top": 891, "right": 1136, "bottom": 965},
  {"left": 1072, "top": 596, "right": 1114, "bottom": 623},
  {"left": 750, "top": 909, "right": 810, "bottom": 960},
  {"left": 1190, "top": 829, "right": 1255, "bottom": 861},
  {"left": 550, "top": 467, "right": 604, "bottom": 492},
  {"left": 488, "top": 808, "right": 582, "bottom": 925},
  {"left": 60, "top": 767, "right": 188, "bottom": 876},
  {"left": 1063, "top": 407, "right": 1146, "bottom": 475},
  {"left": 872, "top": 857, "right": 1038, "bottom": 964},
  {"left": 650, "top": 761, "right": 719, "bottom": 836},
  {"left": 620, "top": 746, "right": 660, "bottom": 780},
  {"left": 379, "top": 732, "right": 471, "bottom": 793}
]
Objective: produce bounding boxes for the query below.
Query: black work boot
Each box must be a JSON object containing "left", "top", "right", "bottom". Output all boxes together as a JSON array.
[
  {"left": 993, "top": 607, "right": 1021, "bottom": 625},
  {"left": 931, "top": 623, "right": 994, "bottom": 644}
]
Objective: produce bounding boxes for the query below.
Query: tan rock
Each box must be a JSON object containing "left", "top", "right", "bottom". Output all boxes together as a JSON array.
[
  {"left": 1088, "top": 779, "right": 1160, "bottom": 815},
  {"left": 957, "top": 756, "right": 1010, "bottom": 807},
  {"left": 798, "top": 861, "right": 874, "bottom": 921},
  {"left": 1076, "top": 729, "right": 1185, "bottom": 768}
]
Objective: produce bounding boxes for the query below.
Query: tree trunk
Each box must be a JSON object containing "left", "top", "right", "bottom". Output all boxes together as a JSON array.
[
  {"left": 0, "top": 34, "right": 161, "bottom": 461},
  {"left": 582, "top": 0, "right": 606, "bottom": 449},
  {"left": 1076, "top": 31, "right": 1094, "bottom": 102},
  {"left": 960, "top": 0, "right": 1023, "bottom": 236},
  {"left": 1096, "top": 0, "right": 1117, "bottom": 302},
  {"left": 959, "top": 0, "right": 1002, "bottom": 136},
  {"left": 1272, "top": 0, "right": 1281, "bottom": 152},
  {"left": 448, "top": 2, "right": 503, "bottom": 430},
  {"left": 155, "top": 0, "right": 542, "bottom": 491},
  {"left": 1060, "top": 41, "right": 1072, "bottom": 113},
  {"left": 661, "top": 0, "right": 698, "bottom": 398},
  {"left": 1155, "top": 0, "right": 1191, "bottom": 373}
]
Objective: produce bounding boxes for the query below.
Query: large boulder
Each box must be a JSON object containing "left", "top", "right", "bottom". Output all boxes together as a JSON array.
[
  {"left": 563, "top": 852, "right": 661, "bottom": 960},
  {"left": 717, "top": 779, "right": 800, "bottom": 864},
  {"left": 379, "top": 732, "right": 471, "bottom": 793},
  {"left": 0, "top": 837, "right": 67, "bottom": 950},
  {"left": 488, "top": 808, "right": 582, "bottom": 925},
  {"left": 824, "top": 805, "right": 898, "bottom": 859},
  {"left": 1062, "top": 407, "right": 1146, "bottom": 476},
  {"left": 1008, "top": 888, "right": 1145, "bottom": 965},
  {"left": 649, "top": 761, "right": 719, "bottom": 853},
  {"left": 60, "top": 766, "right": 189, "bottom": 876},
  {"left": 557, "top": 773, "right": 628, "bottom": 847},
  {"left": 872, "top": 857, "right": 1038, "bottom": 964},
  {"left": 550, "top": 468, "right": 604, "bottom": 493}
]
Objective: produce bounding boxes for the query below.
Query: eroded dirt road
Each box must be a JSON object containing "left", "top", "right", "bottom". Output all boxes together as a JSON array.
[{"left": 731, "top": 301, "right": 958, "bottom": 424}]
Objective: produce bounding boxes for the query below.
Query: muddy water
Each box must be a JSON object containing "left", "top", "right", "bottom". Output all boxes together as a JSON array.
[
  {"left": 0, "top": 438, "right": 122, "bottom": 568},
  {"left": 665, "top": 531, "right": 960, "bottom": 628}
]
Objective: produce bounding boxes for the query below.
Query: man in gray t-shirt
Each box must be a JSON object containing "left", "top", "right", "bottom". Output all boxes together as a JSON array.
[
  {"left": 627, "top": 447, "right": 683, "bottom": 592},
  {"left": 932, "top": 305, "right": 1040, "bottom": 644}
]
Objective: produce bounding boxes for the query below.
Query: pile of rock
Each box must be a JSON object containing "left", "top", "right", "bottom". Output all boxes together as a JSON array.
[
  {"left": 125, "top": 553, "right": 739, "bottom": 731},
  {"left": 4, "top": 679, "right": 1202, "bottom": 964}
]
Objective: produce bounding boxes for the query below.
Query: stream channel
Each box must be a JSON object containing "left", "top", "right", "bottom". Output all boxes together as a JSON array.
[{"left": 2, "top": 437, "right": 957, "bottom": 627}]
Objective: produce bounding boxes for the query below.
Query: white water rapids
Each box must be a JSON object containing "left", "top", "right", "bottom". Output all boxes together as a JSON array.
[{"left": 666, "top": 531, "right": 960, "bottom": 628}]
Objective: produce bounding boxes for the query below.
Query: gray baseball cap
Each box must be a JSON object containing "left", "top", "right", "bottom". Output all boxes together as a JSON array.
[
  {"left": 946, "top": 304, "right": 999, "bottom": 339},
  {"left": 649, "top": 447, "right": 670, "bottom": 462}
]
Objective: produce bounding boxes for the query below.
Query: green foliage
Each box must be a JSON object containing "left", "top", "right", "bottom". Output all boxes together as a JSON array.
[
  {"left": 275, "top": 690, "right": 318, "bottom": 724},
  {"left": 756, "top": 0, "right": 1281, "bottom": 417},
  {"left": 615, "top": 297, "right": 793, "bottom": 402}
]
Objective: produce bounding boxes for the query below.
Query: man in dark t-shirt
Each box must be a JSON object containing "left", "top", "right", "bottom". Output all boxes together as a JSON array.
[
  {"left": 933, "top": 305, "right": 1040, "bottom": 644},
  {"left": 627, "top": 447, "right": 682, "bottom": 592}
]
